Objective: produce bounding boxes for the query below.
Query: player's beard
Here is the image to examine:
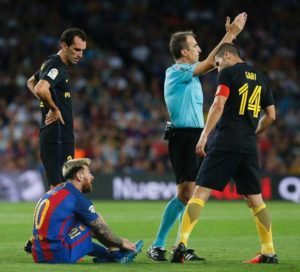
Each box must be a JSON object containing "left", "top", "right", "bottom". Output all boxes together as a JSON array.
[{"left": 82, "top": 182, "right": 92, "bottom": 193}]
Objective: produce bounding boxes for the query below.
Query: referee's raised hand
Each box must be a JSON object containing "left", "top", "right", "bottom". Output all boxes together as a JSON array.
[{"left": 225, "top": 12, "right": 247, "bottom": 39}]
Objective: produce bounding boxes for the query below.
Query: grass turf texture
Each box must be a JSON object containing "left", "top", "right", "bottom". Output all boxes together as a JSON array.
[{"left": 0, "top": 201, "right": 299, "bottom": 272}]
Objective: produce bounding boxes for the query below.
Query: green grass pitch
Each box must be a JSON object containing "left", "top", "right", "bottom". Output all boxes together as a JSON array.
[{"left": 0, "top": 200, "right": 299, "bottom": 272}]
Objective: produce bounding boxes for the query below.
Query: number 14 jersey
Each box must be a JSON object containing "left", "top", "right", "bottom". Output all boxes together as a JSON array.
[{"left": 210, "top": 62, "right": 274, "bottom": 154}]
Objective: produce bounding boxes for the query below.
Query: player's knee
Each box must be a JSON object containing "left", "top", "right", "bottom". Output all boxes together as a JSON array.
[
  {"left": 243, "top": 195, "right": 252, "bottom": 208},
  {"left": 177, "top": 189, "right": 193, "bottom": 204},
  {"left": 177, "top": 195, "right": 189, "bottom": 204},
  {"left": 245, "top": 194, "right": 264, "bottom": 208}
]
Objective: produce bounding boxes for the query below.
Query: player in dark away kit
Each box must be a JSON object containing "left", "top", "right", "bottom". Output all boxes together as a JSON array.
[
  {"left": 27, "top": 28, "right": 86, "bottom": 187},
  {"left": 171, "top": 43, "right": 278, "bottom": 264}
]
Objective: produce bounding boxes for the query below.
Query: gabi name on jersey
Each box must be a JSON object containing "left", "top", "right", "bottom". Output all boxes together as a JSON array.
[{"left": 245, "top": 72, "right": 256, "bottom": 80}]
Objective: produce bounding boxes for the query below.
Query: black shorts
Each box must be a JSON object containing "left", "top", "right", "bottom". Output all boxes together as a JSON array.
[
  {"left": 196, "top": 150, "right": 261, "bottom": 195},
  {"left": 168, "top": 128, "right": 203, "bottom": 184},
  {"left": 40, "top": 142, "right": 74, "bottom": 186}
]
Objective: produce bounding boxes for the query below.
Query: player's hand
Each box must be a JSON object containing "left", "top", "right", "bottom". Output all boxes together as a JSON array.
[
  {"left": 196, "top": 133, "right": 208, "bottom": 157},
  {"left": 45, "top": 109, "right": 65, "bottom": 125},
  {"left": 121, "top": 239, "right": 136, "bottom": 252},
  {"left": 225, "top": 12, "right": 247, "bottom": 38}
]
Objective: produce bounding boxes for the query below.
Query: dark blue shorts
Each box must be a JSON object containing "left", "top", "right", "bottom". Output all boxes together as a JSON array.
[{"left": 33, "top": 223, "right": 93, "bottom": 263}]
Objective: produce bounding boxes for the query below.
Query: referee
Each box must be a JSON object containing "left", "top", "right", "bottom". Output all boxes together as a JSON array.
[{"left": 147, "top": 13, "right": 247, "bottom": 261}]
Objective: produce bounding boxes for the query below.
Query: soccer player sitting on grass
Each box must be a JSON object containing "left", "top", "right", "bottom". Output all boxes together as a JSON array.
[{"left": 25, "top": 158, "right": 143, "bottom": 264}]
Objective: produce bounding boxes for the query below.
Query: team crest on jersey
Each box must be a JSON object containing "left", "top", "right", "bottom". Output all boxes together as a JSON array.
[
  {"left": 89, "top": 205, "right": 96, "bottom": 213},
  {"left": 47, "top": 68, "right": 59, "bottom": 80}
]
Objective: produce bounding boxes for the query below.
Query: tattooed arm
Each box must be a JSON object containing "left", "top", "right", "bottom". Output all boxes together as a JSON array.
[
  {"left": 88, "top": 214, "right": 136, "bottom": 251},
  {"left": 89, "top": 215, "right": 123, "bottom": 248}
]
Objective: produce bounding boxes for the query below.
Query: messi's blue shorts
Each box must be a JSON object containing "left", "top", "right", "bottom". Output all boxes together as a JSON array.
[{"left": 33, "top": 223, "right": 93, "bottom": 263}]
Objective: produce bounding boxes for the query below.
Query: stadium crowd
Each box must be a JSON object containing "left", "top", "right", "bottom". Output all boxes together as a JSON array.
[{"left": 0, "top": 0, "right": 299, "bottom": 178}]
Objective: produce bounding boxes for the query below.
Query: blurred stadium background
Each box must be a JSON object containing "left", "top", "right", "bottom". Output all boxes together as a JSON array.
[
  {"left": 1, "top": 1, "right": 300, "bottom": 271},
  {"left": 0, "top": 0, "right": 299, "bottom": 203}
]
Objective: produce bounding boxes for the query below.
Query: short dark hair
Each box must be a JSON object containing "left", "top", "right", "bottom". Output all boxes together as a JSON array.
[
  {"left": 169, "top": 31, "right": 196, "bottom": 60},
  {"left": 60, "top": 28, "right": 86, "bottom": 46},
  {"left": 214, "top": 43, "right": 241, "bottom": 59}
]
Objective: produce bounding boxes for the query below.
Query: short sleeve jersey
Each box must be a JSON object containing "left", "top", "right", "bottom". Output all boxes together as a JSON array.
[
  {"left": 164, "top": 63, "right": 204, "bottom": 128},
  {"left": 34, "top": 54, "right": 74, "bottom": 143},
  {"left": 32, "top": 182, "right": 99, "bottom": 249},
  {"left": 210, "top": 63, "right": 274, "bottom": 154}
]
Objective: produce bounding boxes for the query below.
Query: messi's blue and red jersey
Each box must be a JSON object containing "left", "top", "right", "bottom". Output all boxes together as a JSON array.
[{"left": 32, "top": 182, "right": 100, "bottom": 263}]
